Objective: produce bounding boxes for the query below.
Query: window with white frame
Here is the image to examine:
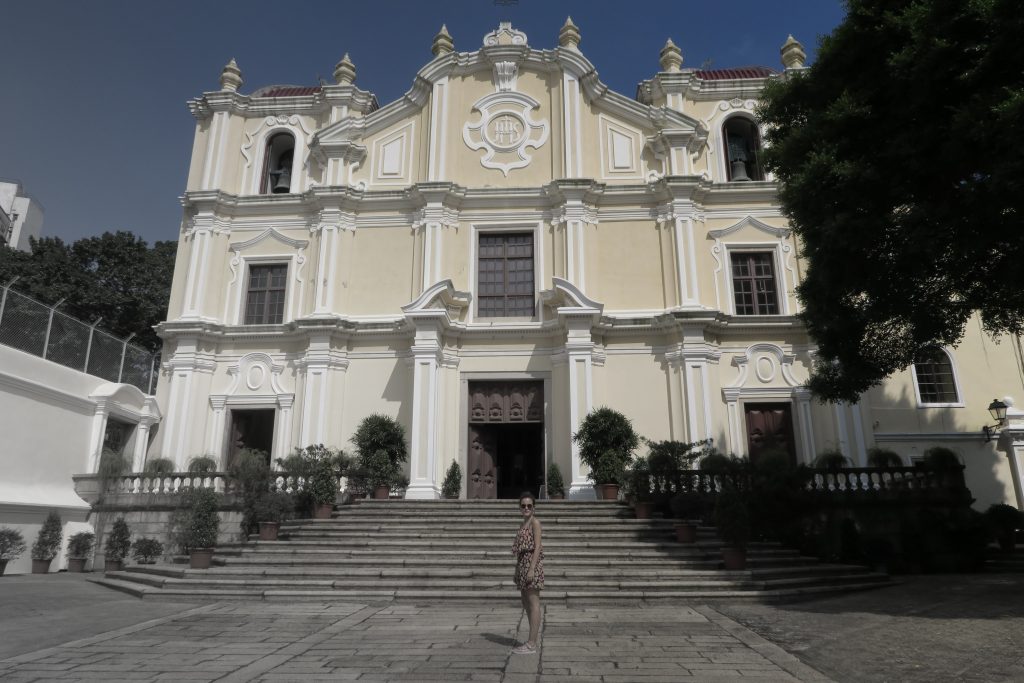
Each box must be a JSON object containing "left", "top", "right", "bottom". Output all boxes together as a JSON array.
[
  {"left": 244, "top": 264, "right": 288, "bottom": 325},
  {"left": 730, "top": 251, "right": 779, "bottom": 315},
  {"left": 913, "top": 347, "right": 960, "bottom": 405},
  {"left": 478, "top": 232, "right": 535, "bottom": 318}
]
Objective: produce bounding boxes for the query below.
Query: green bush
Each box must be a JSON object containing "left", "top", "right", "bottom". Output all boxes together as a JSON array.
[
  {"left": 231, "top": 448, "right": 271, "bottom": 536},
  {"left": 922, "top": 446, "right": 961, "bottom": 469},
  {"left": 253, "top": 491, "right": 294, "bottom": 524},
  {"left": 867, "top": 447, "right": 903, "bottom": 468},
  {"left": 105, "top": 518, "right": 132, "bottom": 561},
  {"left": 0, "top": 528, "right": 27, "bottom": 561},
  {"left": 626, "top": 456, "right": 653, "bottom": 502},
  {"left": 358, "top": 448, "right": 398, "bottom": 489},
  {"left": 352, "top": 415, "right": 408, "bottom": 492},
  {"left": 144, "top": 457, "right": 175, "bottom": 475},
  {"left": 812, "top": 450, "right": 850, "bottom": 470},
  {"left": 714, "top": 484, "right": 750, "bottom": 548},
  {"left": 294, "top": 444, "right": 345, "bottom": 506},
  {"left": 698, "top": 451, "right": 743, "bottom": 475},
  {"left": 573, "top": 408, "right": 639, "bottom": 485},
  {"left": 131, "top": 538, "right": 164, "bottom": 563},
  {"left": 98, "top": 448, "right": 129, "bottom": 481},
  {"left": 441, "top": 461, "right": 462, "bottom": 499},
  {"left": 187, "top": 456, "right": 219, "bottom": 474},
  {"left": 546, "top": 462, "right": 565, "bottom": 497},
  {"left": 184, "top": 488, "right": 221, "bottom": 550},
  {"left": 67, "top": 532, "right": 95, "bottom": 559},
  {"left": 31, "top": 511, "right": 62, "bottom": 561}
]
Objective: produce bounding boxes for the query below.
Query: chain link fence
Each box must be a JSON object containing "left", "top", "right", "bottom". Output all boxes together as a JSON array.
[{"left": 0, "top": 282, "right": 159, "bottom": 394}]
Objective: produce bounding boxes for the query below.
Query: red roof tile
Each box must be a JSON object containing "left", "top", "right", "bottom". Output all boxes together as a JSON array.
[{"left": 695, "top": 66, "right": 776, "bottom": 80}]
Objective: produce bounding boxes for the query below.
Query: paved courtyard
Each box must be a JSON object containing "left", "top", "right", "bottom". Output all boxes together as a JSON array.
[{"left": 1, "top": 573, "right": 1022, "bottom": 681}]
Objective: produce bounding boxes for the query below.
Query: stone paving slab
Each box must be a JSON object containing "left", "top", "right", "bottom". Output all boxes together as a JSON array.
[{"left": 0, "top": 590, "right": 828, "bottom": 682}]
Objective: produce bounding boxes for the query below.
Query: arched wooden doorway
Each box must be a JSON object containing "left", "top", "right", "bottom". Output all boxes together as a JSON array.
[{"left": 467, "top": 380, "right": 544, "bottom": 499}]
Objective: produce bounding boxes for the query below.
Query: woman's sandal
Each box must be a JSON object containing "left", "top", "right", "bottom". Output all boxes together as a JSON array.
[{"left": 511, "top": 642, "right": 537, "bottom": 655}]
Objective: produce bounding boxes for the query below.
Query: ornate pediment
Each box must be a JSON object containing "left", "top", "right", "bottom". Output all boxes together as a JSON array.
[{"left": 402, "top": 279, "right": 472, "bottom": 321}]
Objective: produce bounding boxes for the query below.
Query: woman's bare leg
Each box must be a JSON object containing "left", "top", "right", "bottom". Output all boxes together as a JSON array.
[{"left": 525, "top": 588, "right": 541, "bottom": 646}]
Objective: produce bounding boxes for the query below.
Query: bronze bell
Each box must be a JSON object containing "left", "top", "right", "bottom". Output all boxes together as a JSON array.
[
  {"left": 730, "top": 158, "right": 751, "bottom": 181},
  {"left": 270, "top": 158, "right": 292, "bottom": 194}
]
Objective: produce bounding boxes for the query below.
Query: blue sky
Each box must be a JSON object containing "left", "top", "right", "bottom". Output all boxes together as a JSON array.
[{"left": 1, "top": 1, "right": 845, "bottom": 245}]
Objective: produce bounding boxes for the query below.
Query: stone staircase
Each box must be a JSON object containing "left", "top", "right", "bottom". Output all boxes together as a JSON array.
[{"left": 92, "top": 500, "right": 892, "bottom": 603}]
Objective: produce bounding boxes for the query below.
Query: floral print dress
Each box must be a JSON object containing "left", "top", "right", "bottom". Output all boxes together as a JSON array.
[{"left": 512, "top": 522, "right": 545, "bottom": 590}]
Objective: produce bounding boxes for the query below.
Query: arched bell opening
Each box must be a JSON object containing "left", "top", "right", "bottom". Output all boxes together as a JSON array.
[
  {"left": 260, "top": 132, "right": 295, "bottom": 194},
  {"left": 723, "top": 116, "right": 764, "bottom": 182}
]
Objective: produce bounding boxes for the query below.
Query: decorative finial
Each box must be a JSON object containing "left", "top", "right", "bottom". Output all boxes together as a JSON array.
[
  {"left": 780, "top": 35, "right": 806, "bottom": 69},
  {"left": 659, "top": 38, "right": 683, "bottom": 72},
  {"left": 432, "top": 24, "right": 454, "bottom": 56},
  {"left": 219, "top": 58, "right": 243, "bottom": 92},
  {"left": 559, "top": 16, "right": 581, "bottom": 50},
  {"left": 333, "top": 53, "right": 357, "bottom": 85}
]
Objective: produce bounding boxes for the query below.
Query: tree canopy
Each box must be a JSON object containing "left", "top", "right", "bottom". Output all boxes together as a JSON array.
[
  {"left": 0, "top": 232, "right": 176, "bottom": 352},
  {"left": 758, "top": 0, "right": 1024, "bottom": 402}
]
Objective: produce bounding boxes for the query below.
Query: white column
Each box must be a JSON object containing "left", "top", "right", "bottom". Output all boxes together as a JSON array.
[
  {"left": 671, "top": 216, "right": 699, "bottom": 306},
  {"left": 564, "top": 314, "right": 596, "bottom": 499},
  {"left": 313, "top": 226, "right": 338, "bottom": 315},
  {"left": 406, "top": 320, "right": 443, "bottom": 499},
  {"left": 206, "top": 397, "right": 227, "bottom": 465},
  {"left": 87, "top": 400, "right": 109, "bottom": 474},
  {"left": 1002, "top": 406, "right": 1024, "bottom": 509},
  {"left": 273, "top": 396, "right": 295, "bottom": 462},
  {"left": 723, "top": 389, "right": 742, "bottom": 456},
  {"left": 850, "top": 401, "right": 868, "bottom": 466},
  {"left": 794, "top": 388, "right": 816, "bottom": 464},
  {"left": 131, "top": 419, "right": 154, "bottom": 472},
  {"left": 834, "top": 402, "right": 851, "bottom": 460}
]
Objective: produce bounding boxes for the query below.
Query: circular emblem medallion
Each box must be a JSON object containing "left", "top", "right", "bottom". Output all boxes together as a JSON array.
[{"left": 485, "top": 113, "right": 525, "bottom": 150}]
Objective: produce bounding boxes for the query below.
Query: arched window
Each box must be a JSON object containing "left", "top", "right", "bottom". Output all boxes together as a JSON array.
[
  {"left": 913, "top": 347, "right": 960, "bottom": 405},
  {"left": 722, "top": 117, "right": 764, "bottom": 181},
  {"left": 260, "top": 132, "right": 295, "bottom": 194}
]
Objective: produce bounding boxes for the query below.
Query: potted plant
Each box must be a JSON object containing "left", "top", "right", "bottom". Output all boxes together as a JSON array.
[
  {"left": 104, "top": 518, "right": 132, "bottom": 571},
  {"left": 0, "top": 527, "right": 27, "bottom": 576},
  {"left": 670, "top": 493, "right": 703, "bottom": 543},
  {"left": 352, "top": 414, "right": 408, "bottom": 500},
  {"left": 131, "top": 538, "right": 164, "bottom": 564},
  {"left": 573, "top": 407, "right": 639, "bottom": 500},
  {"left": 67, "top": 532, "right": 95, "bottom": 572},
  {"left": 254, "top": 490, "right": 294, "bottom": 541},
  {"left": 984, "top": 503, "right": 1023, "bottom": 553},
  {"left": 866, "top": 447, "right": 903, "bottom": 468},
  {"left": 714, "top": 484, "right": 750, "bottom": 570},
  {"left": 143, "top": 457, "right": 176, "bottom": 476},
  {"left": 188, "top": 455, "right": 219, "bottom": 474},
  {"left": 184, "top": 487, "right": 221, "bottom": 569},
  {"left": 231, "top": 448, "right": 272, "bottom": 534},
  {"left": 812, "top": 450, "right": 850, "bottom": 470},
  {"left": 441, "top": 461, "right": 462, "bottom": 499},
  {"left": 308, "top": 449, "right": 341, "bottom": 517},
  {"left": 546, "top": 462, "right": 565, "bottom": 500},
  {"left": 31, "top": 511, "right": 62, "bottom": 574},
  {"left": 628, "top": 456, "right": 655, "bottom": 519}
]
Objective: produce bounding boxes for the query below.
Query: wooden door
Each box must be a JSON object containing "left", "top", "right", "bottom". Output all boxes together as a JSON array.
[
  {"left": 744, "top": 403, "right": 796, "bottom": 464},
  {"left": 468, "top": 426, "right": 497, "bottom": 499}
]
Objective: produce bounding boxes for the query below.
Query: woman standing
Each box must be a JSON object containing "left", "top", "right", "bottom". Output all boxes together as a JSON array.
[{"left": 512, "top": 492, "right": 544, "bottom": 655}]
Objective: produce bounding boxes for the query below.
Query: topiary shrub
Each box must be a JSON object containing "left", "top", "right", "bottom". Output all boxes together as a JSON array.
[
  {"left": 144, "top": 457, "right": 175, "bottom": 475},
  {"left": 32, "top": 511, "right": 62, "bottom": 561},
  {"left": 231, "top": 448, "right": 271, "bottom": 536},
  {"left": 441, "top": 461, "right": 462, "bottom": 499},
  {"left": 352, "top": 415, "right": 408, "bottom": 492},
  {"left": 546, "top": 462, "right": 565, "bottom": 498},
  {"left": 67, "top": 532, "right": 95, "bottom": 559},
  {"left": 985, "top": 503, "right": 1024, "bottom": 552},
  {"left": 714, "top": 484, "right": 750, "bottom": 549},
  {"left": 573, "top": 407, "right": 639, "bottom": 486},
  {"left": 184, "top": 488, "right": 221, "bottom": 550},
  {"left": 105, "top": 518, "right": 132, "bottom": 561},
  {"left": 296, "top": 444, "right": 344, "bottom": 506},
  {"left": 625, "top": 456, "right": 653, "bottom": 502},
  {"left": 252, "top": 490, "right": 294, "bottom": 524}
]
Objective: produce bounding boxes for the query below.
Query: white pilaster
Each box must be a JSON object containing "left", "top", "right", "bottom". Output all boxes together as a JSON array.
[
  {"left": 406, "top": 320, "right": 443, "bottom": 499},
  {"left": 794, "top": 388, "right": 815, "bottom": 463}
]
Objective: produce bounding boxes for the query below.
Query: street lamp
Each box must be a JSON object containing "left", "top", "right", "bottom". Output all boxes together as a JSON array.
[{"left": 983, "top": 398, "right": 1008, "bottom": 443}]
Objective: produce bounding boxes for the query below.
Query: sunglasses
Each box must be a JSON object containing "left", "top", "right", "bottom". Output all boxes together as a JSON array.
[{"left": 519, "top": 503, "right": 534, "bottom": 509}]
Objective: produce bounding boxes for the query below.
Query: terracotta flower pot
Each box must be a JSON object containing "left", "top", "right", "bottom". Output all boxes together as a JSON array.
[
  {"left": 258, "top": 521, "right": 280, "bottom": 541},
  {"left": 721, "top": 546, "right": 747, "bottom": 570},
  {"left": 634, "top": 502, "right": 654, "bottom": 519},
  {"left": 373, "top": 485, "right": 391, "bottom": 500},
  {"left": 313, "top": 503, "right": 334, "bottom": 519},
  {"left": 190, "top": 548, "right": 214, "bottom": 569},
  {"left": 674, "top": 522, "right": 698, "bottom": 544},
  {"left": 598, "top": 484, "right": 620, "bottom": 501},
  {"left": 68, "top": 558, "right": 87, "bottom": 573},
  {"left": 105, "top": 558, "right": 124, "bottom": 572},
  {"left": 31, "top": 558, "right": 51, "bottom": 574}
]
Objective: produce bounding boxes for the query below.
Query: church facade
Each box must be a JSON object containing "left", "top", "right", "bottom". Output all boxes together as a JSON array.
[{"left": 148, "top": 21, "right": 1024, "bottom": 506}]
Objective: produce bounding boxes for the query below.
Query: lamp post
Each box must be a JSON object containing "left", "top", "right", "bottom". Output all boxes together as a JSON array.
[{"left": 983, "top": 398, "right": 1009, "bottom": 443}]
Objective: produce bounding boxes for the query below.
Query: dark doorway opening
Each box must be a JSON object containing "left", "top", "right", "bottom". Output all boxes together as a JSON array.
[
  {"left": 468, "top": 423, "right": 544, "bottom": 499},
  {"left": 744, "top": 402, "right": 796, "bottom": 464},
  {"left": 227, "top": 408, "right": 275, "bottom": 468}
]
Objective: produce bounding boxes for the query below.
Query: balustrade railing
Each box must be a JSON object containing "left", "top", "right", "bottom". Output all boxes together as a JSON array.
[{"left": 90, "top": 471, "right": 345, "bottom": 499}]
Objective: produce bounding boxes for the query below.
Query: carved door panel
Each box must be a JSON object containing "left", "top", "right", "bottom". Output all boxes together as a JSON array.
[
  {"left": 468, "top": 426, "right": 497, "bottom": 499},
  {"left": 744, "top": 403, "right": 796, "bottom": 464}
]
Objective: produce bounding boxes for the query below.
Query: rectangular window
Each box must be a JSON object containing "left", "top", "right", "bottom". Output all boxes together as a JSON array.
[
  {"left": 731, "top": 252, "right": 779, "bottom": 315},
  {"left": 478, "top": 233, "right": 535, "bottom": 318},
  {"left": 244, "top": 264, "right": 287, "bottom": 325}
]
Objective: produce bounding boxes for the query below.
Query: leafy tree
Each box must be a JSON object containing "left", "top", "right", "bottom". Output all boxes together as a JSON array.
[
  {"left": 758, "top": 0, "right": 1024, "bottom": 401},
  {"left": 0, "top": 231, "right": 176, "bottom": 352}
]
